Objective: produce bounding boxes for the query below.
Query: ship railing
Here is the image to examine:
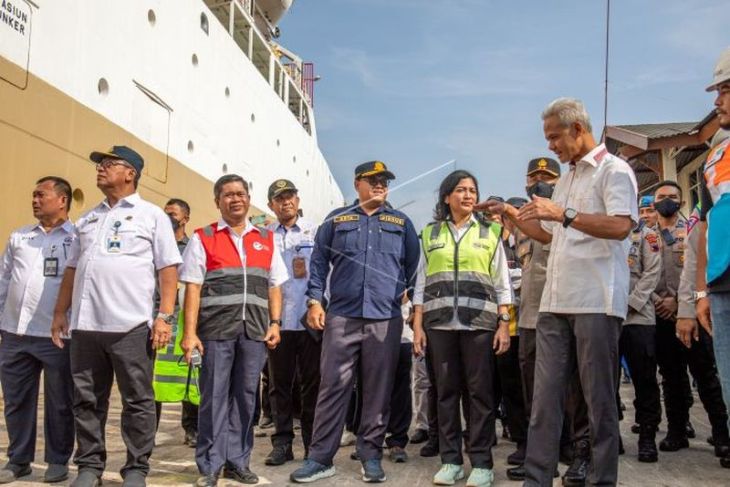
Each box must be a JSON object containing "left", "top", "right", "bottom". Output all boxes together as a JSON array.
[{"left": 203, "top": 0, "right": 314, "bottom": 134}]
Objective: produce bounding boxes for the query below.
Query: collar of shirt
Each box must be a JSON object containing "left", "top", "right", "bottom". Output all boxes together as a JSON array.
[
  {"left": 216, "top": 218, "right": 259, "bottom": 237},
  {"left": 275, "top": 219, "right": 301, "bottom": 233},
  {"left": 446, "top": 215, "right": 477, "bottom": 240},
  {"left": 573, "top": 143, "right": 609, "bottom": 169},
  {"left": 32, "top": 219, "right": 74, "bottom": 235},
  {"left": 101, "top": 192, "right": 140, "bottom": 210}
]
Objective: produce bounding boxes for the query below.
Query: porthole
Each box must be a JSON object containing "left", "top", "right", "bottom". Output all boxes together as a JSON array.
[
  {"left": 97, "top": 78, "right": 109, "bottom": 96},
  {"left": 187, "top": 140, "right": 194, "bottom": 153},
  {"left": 222, "top": 163, "right": 228, "bottom": 173},
  {"left": 147, "top": 9, "right": 156, "bottom": 26},
  {"left": 306, "top": 170, "right": 310, "bottom": 177},
  {"left": 250, "top": 113, "right": 256, "bottom": 123},
  {"left": 276, "top": 139, "right": 280, "bottom": 147},
  {"left": 200, "top": 13, "right": 209, "bottom": 35},
  {"left": 225, "top": 86, "right": 230, "bottom": 97},
  {"left": 292, "top": 155, "right": 297, "bottom": 163},
  {"left": 71, "top": 188, "right": 85, "bottom": 211},
  {"left": 192, "top": 53, "right": 199, "bottom": 67}
]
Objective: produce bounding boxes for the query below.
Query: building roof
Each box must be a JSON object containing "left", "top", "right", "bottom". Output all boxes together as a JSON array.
[{"left": 613, "top": 122, "right": 699, "bottom": 140}]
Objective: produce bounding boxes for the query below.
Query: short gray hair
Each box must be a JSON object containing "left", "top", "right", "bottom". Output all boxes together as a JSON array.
[{"left": 542, "top": 97, "right": 593, "bottom": 134}]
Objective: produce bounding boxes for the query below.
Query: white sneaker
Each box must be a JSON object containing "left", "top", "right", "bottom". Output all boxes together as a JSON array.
[{"left": 433, "top": 464, "right": 465, "bottom": 485}]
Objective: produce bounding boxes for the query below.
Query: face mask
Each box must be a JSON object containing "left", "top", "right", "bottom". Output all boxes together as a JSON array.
[
  {"left": 653, "top": 198, "right": 680, "bottom": 217},
  {"left": 526, "top": 181, "right": 555, "bottom": 200},
  {"left": 168, "top": 214, "right": 180, "bottom": 231}
]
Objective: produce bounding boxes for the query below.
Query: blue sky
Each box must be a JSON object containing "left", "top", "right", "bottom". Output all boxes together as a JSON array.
[{"left": 280, "top": 0, "right": 727, "bottom": 228}]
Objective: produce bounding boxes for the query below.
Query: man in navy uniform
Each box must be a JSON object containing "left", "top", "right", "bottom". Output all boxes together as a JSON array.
[{"left": 290, "top": 161, "right": 420, "bottom": 484}]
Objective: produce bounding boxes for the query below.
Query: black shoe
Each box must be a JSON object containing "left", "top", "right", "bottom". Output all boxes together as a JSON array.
[
  {"left": 721, "top": 454, "right": 730, "bottom": 469},
  {"left": 410, "top": 428, "right": 428, "bottom": 444},
  {"left": 184, "top": 429, "right": 198, "bottom": 448},
  {"left": 71, "top": 470, "right": 101, "bottom": 487},
  {"left": 265, "top": 445, "right": 294, "bottom": 466},
  {"left": 350, "top": 451, "right": 360, "bottom": 461},
  {"left": 121, "top": 470, "right": 146, "bottom": 487},
  {"left": 419, "top": 438, "right": 439, "bottom": 457},
  {"left": 708, "top": 436, "right": 716, "bottom": 446},
  {"left": 506, "top": 465, "right": 526, "bottom": 481},
  {"left": 631, "top": 423, "right": 640, "bottom": 434},
  {"left": 562, "top": 440, "right": 589, "bottom": 487},
  {"left": 507, "top": 443, "right": 526, "bottom": 466},
  {"left": 388, "top": 446, "right": 408, "bottom": 463},
  {"left": 223, "top": 466, "right": 258, "bottom": 484},
  {"left": 559, "top": 445, "right": 574, "bottom": 465},
  {"left": 714, "top": 440, "right": 730, "bottom": 458},
  {"left": 659, "top": 432, "right": 689, "bottom": 452},
  {"left": 195, "top": 474, "right": 218, "bottom": 487},
  {"left": 637, "top": 425, "right": 658, "bottom": 463},
  {"left": 0, "top": 463, "right": 31, "bottom": 484},
  {"left": 686, "top": 421, "right": 696, "bottom": 439},
  {"left": 44, "top": 463, "right": 69, "bottom": 483}
]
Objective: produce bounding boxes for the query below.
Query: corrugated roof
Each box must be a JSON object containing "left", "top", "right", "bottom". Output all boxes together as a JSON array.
[{"left": 614, "top": 122, "right": 699, "bottom": 140}]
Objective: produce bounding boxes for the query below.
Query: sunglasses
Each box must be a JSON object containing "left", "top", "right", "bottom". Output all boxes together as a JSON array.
[{"left": 361, "top": 176, "right": 390, "bottom": 188}]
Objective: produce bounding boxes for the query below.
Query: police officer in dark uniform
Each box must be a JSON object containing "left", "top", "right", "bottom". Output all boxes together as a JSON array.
[
  {"left": 290, "top": 161, "right": 420, "bottom": 484},
  {"left": 652, "top": 180, "right": 730, "bottom": 455},
  {"left": 621, "top": 215, "right": 662, "bottom": 462}
]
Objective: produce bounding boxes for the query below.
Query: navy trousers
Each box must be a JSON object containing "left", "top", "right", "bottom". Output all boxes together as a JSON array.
[
  {"left": 196, "top": 333, "right": 266, "bottom": 475},
  {"left": 0, "top": 331, "right": 74, "bottom": 465}
]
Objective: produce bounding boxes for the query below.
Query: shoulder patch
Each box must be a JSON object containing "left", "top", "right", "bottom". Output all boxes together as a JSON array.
[
  {"left": 645, "top": 233, "right": 660, "bottom": 252},
  {"left": 379, "top": 215, "right": 404, "bottom": 226},
  {"left": 334, "top": 214, "right": 360, "bottom": 223}
]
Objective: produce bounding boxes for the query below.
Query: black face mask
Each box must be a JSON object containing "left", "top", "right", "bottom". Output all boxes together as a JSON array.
[
  {"left": 653, "top": 198, "right": 681, "bottom": 217},
  {"left": 526, "top": 181, "right": 555, "bottom": 200},
  {"left": 168, "top": 215, "right": 181, "bottom": 231}
]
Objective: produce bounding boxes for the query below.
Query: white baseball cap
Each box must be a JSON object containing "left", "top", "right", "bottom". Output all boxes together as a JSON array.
[{"left": 706, "top": 47, "right": 730, "bottom": 92}]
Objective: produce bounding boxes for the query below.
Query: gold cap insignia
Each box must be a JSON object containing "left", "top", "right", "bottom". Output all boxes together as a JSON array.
[
  {"left": 538, "top": 159, "right": 547, "bottom": 168},
  {"left": 276, "top": 180, "right": 287, "bottom": 188},
  {"left": 374, "top": 161, "right": 385, "bottom": 171}
]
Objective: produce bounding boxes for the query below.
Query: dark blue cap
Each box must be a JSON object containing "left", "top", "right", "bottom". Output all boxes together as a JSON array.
[
  {"left": 355, "top": 160, "right": 395, "bottom": 180},
  {"left": 89, "top": 145, "right": 144, "bottom": 175}
]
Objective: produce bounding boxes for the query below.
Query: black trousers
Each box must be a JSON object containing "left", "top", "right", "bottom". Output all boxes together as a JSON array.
[
  {"left": 268, "top": 330, "right": 321, "bottom": 449},
  {"left": 427, "top": 329, "right": 497, "bottom": 468},
  {"left": 656, "top": 317, "right": 729, "bottom": 438},
  {"left": 0, "top": 332, "right": 74, "bottom": 465},
  {"left": 619, "top": 325, "right": 661, "bottom": 427},
  {"left": 347, "top": 342, "right": 413, "bottom": 449},
  {"left": 154, "top": 400, "right": 199, "bottom": 433},
  {"left": 70, "top": 324, "right": 155, "bottom": 477},
  {"left": 497, "top": 335, "right": 528, "bottom": 446}
]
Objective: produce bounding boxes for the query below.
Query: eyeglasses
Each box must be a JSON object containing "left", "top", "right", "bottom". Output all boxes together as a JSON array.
[
  {"left": 221, "top": 191, "right": 250, "bottom": 200},
  {"left": 96, "top": 159, "right": 135, "bottom": 172},
  {"left": 361, "top": 176, "right": 390, "bottom": 188}
]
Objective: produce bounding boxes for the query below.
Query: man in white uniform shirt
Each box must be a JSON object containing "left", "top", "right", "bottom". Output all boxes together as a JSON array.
[
  {"left": 51, "top": 146, "right": 182, "bottom": 487},
  {"left": 0, "top": 177, "right": 75, "bottom": 484},
  {"left": 495, "top": 98, "right": 637, "bottom": 486}
]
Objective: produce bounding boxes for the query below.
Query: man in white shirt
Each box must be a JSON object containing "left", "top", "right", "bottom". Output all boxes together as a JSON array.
[
  {"left": 492, "top": 98, "right": 637, "bottom": 486},
  {"left": 0, "top": 177, "right": 75, "bottom": 484},
  {"left": 179, "top": 174, "right": 286, "bottom": 487},
  {"left": 51, "top": 146, "right": 182, "bottom": 487}
]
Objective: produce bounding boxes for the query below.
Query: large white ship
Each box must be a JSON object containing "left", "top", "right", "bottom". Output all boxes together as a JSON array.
[{"left": 0, "top": 0, "right": 343, "bottom": 239}]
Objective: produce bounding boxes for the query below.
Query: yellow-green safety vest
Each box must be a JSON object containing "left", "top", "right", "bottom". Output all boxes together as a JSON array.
[
  {"left": 420, "top": 220, "right": 501, "bottom": 330},
  {"left": 153, "top": 310, "right": 200, "bottom": 405}
]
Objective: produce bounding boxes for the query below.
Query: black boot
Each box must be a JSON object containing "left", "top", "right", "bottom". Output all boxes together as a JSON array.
[
  {"left": 264, "top": 444, "right": 294, "bottom": 466},
  {"left": 419, "top": 436, "right": 439, "bottom": 457},
  {"left": 637, "top": 425, "right": 658, "bottom": 463},
  {"left": 659, "top": 430, "right": 689, "bottom": 452},
  {"left": 562, "top": 440, "right": 589, "bottom": 487}
]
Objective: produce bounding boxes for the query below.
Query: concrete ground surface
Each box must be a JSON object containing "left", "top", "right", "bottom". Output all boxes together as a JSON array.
[{"left": 0, "top": 382, "right": 728, "bottom": 486}]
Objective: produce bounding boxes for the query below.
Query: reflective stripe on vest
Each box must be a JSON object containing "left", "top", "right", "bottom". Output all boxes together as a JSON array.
[
  {"left": 195, "top": 223, "right": 273, "bottom": 341},
  {"left": 153, "top": 310, "right": 200, "bottom": 405},
  {"left": 420, "top": 220, "right": 501, "bottom": 328}
]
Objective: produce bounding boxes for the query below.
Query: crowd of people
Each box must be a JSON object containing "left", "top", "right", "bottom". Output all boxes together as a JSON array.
[{"left": 1, "top": 47, "right": 730, "bottom": 487}]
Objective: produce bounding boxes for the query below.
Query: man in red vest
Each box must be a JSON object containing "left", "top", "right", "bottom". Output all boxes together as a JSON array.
[{"left": 179, "top": 175, "right": 287, "bottom": 487}]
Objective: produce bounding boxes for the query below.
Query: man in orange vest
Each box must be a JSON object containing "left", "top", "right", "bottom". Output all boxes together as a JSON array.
[{"left": 179, "top": 174, "right": 287, "bottom": 487}]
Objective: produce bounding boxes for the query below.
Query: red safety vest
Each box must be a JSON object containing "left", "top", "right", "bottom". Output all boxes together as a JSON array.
[{"left": 195, "top": 222, "right": 273, "bottom": 341}]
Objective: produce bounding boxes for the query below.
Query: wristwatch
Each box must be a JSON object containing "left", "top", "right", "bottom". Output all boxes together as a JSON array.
[
  {"left": 498, "top": 312, "right": 511, "bottom": 323},
  {"left": 693, "top": 290, "right": 708, "bottom": 301},
  {"left": 156, "top": 312, "right": 175, "bottom": 325},
  {"left": 306, "top": 298, "right": 321, "bottom": 308},
  {"left": 562, "top": 208, "right": 578, "bottom": 228},
  {"left": 269, "top": 319, "right": 282, "bottom": 326}
]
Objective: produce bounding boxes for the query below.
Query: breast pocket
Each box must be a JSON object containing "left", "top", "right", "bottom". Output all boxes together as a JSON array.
[
  {"left": 378, "top": 223, "right": 404, "bottom": 254},
  {"left": 332, "top": 222, "right": 361, "bottom": 254}
]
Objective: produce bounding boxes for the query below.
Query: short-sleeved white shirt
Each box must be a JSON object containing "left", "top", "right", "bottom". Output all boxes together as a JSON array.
[
  {"left": 179, "top": 219, "right": 288, "bottom": 316},
  {"left": 540, "top": 144, "right": 638, "bottom": 319},
  {"left": 0, "top": 221, "right": 76, "bottom": 337},
  {"left": 66, "top": 193, "right": 182, "bottom": 332}
]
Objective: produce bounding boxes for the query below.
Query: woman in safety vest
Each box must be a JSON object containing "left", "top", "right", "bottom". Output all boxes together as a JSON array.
[{"left": 413, "top": 170, "right": 513, "bottom": 487}]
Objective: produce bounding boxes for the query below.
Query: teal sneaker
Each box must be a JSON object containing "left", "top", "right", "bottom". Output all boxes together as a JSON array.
[
  {"left": 433, "top": 464, "right": 465, "bottom": 485},
  {"left": 466, "top": 467, "right": 494, "bottom": 487}
]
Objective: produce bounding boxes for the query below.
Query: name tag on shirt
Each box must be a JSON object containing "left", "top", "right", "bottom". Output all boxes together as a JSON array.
[
  {"left": 107, "top": 235, "right": 122, "bottom": 253},
  {"left": 292, "top": 256, "right": 307, "bottom": 279},
  {"left": 43, "top": 257, "right": 59, "bottom": 277}
]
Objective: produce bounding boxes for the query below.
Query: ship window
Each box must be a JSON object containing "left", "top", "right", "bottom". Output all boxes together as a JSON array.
[
  {"left": 222, "top": 163, "right": 228, "bottom": 173},
  {"left": 98, "top": 78, "right": 109, "bottom": 96},
  {"left": 200, "top": 13, "right": 209, "bottom": 35},
  {"left": 72, "top": 189, "right": 85, "bottom": 211},
  {"left": 276, "top": 139, "right": 280, "bottom": 147},
  {"left": 147, "top": 10, "right": 156, "bottom": 26},
  {"left": 251, "top": 113, "right": 256, "bottom": 123},
  {"left": 293, "top": 155, "right": 297, "bottom": 163},
  {"left": 225, "top": 86, "right": 230, "bottom": 97},
  {"left": 187, "top": 140, "right": 194, "bottom": 153},
  {"left": 306, "top": 170, "right": 310, "bottom": 177},
  {"left": 192, "top": 54, "right": 199, "bottom": 67}
]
